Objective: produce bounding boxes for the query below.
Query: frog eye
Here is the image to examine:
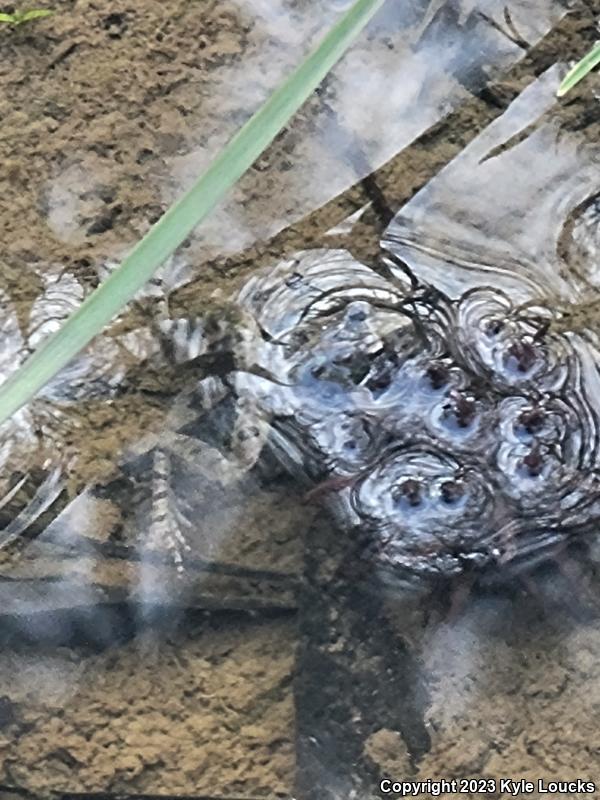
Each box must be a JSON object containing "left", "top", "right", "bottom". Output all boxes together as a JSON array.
[
  {"left": 345, "top": 305, "right": 368, "bottom": 323},
  {"left": 285, "top": 271, "right": 303, "bottom": 288}
]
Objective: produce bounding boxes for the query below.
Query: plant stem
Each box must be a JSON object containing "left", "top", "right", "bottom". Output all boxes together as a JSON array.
[
  {"left": 0, "top": 0, "right": 385, "bottom": 425},
  {"left": 557, "top": 41, "right": 600, "bottom": 96}
]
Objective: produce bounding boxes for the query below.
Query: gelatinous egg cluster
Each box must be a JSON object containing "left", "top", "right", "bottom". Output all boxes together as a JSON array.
[{"left": 233, "top": 250, "right": 600, "bottom": 582}]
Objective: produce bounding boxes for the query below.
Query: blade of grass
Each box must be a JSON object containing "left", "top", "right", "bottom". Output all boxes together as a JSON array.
[
  {"left": 0, "top": 0, "right": 385, "bottom": 426},
  {"left": 0, "top": 10, "right": 54, "bottom": 25},
  {"left": 19, "top": 10, "right": 55, "bottom": 22},
  {"left": 557, "top": 41, "right": 600, "bottom": 97}
]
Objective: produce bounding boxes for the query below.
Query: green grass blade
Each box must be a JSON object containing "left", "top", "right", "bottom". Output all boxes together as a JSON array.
[
  {"left": 0, "top": 0, "right": 385, "bottom": 426},
  {"left": 19, "top": 10, "right": 55, "bottom": 22},
  {"left": 557, "top": 41, "right": 600, "bottom": 97},
  {"left": 0, "top": 13, "right": 16, "bottom": 22}
]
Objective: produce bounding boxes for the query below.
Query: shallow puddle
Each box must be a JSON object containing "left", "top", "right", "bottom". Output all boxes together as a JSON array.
[{"left": 1, "top": 1, "right": 600, "bottom": 798}]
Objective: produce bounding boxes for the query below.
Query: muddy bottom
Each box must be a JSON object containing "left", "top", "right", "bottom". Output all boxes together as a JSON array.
[{"left": 2, "top": 0, "right": 600, "bottom": 798}]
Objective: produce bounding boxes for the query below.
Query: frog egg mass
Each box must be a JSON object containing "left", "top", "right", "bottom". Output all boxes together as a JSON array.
[{"left": 171, "top": 249, "right": 600, "bottom": 586}]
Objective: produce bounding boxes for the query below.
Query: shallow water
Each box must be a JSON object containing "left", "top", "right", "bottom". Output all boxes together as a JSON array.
[{"left": 1, "top": 1, "right": 600, "bottom": 798}]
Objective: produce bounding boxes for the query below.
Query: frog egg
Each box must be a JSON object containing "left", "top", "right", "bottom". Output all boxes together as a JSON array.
[
  {"left": 420, "top": 360, "right": 455, "bottom": 392},
  {"left": 361, "top": 353, "right": 430, "bottom": 409},
  {"left": 494, "top": 391, "right": 598, "bottom": 523},
  {"left": 350, "top": 447, "right": 496, "bottom": 577},
  {"left": 427, "top": 387, "right": 495, "bottom": 452},
  {"left": 455, "top": 288, "right": 571, "bottom": 393},
  {"left": 493, "top": 434, "right": 600, "bottom": 533},
  {"left": 307, "top": 413, "right": 379, "bottom": 474},
  {"left": 498, "top": 396, "right": 582, "bottom": 454},
  {"left": 237, "top": 249, "right": 408, "bottom": 341}
]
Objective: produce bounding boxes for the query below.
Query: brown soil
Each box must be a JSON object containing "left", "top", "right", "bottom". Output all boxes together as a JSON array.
[
  {"left": 0, "top": 619, "right": 295, "bottom": 797},
  {"left": 2, "top": 0, "right": 600, "bottom": 798}
]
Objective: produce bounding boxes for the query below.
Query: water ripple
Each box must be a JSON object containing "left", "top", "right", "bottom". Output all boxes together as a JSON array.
[
  {"left": 213, "top": 249, "right": 600, "bottom": 583},
  {"left": 455, "top": 288, "right": 572, "bottom": 393}
]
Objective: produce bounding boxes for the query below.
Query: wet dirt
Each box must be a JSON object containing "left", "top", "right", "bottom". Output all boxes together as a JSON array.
[
  {"left": 0, "top": 617, "right": 295, "bottom": 798},
  {"left": 2, "top": 0, "right": 600, "bottom": 798}
]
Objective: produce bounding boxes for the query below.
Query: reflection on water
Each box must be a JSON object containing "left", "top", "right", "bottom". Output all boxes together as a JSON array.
[
  {"left": 382, "top": 66, "right": 600, "bottom": 303},
  {"left": 163, "top": 0, "right": 567, "bottom": 264},
  {"left": 2, "top": 3, "right": 600, "bottom": 798}
]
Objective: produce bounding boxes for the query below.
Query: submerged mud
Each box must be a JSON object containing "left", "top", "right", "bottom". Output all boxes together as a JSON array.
[
  {"left": 0, "top": 618, "right": 295, "bottom": 797},
  {"left": 2, "top": 0, "right": 600, "bottom": 799}
]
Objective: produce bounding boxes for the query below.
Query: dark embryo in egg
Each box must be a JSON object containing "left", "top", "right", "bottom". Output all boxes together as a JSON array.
[{"left": 186, "top": 250, "right": 600, "bottom": 587}]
